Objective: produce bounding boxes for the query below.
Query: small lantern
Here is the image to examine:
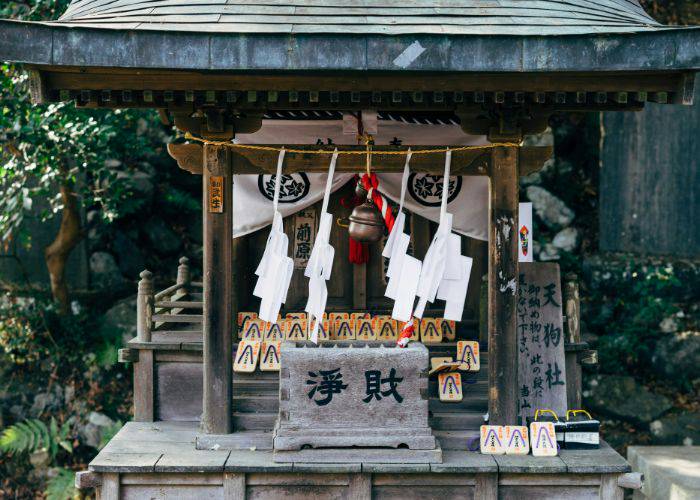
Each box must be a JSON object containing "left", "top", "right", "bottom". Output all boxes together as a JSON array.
[{"left": 348, "top": 200, "right": 384, "bottom": 242}]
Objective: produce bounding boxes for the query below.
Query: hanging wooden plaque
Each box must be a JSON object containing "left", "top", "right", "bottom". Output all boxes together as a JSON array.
[
  {"left": 375, "top": 317, "right": 398, "bottom": 341},
  {"left": 284, "top": 319, "right": 307, "bottom": 341},
  {"left": 456, "top": 341, "right": 480, "bottom": 372},
  {"left": 237, "top": 311, "right": 257, "bottom": 328},
  {"left": 208, "top": 176, "right": 224, "bottom": 213},
  {"left": 505, "top": 426, "right": 530, "bottom": 455},
  {"left": 356, "top": 318, "right": 376, "bottom": 341},
  {"left": 420, "top": 318, "right": 443, "bottom": 344},
  {"left": 240, "top": 318, "right": 264, "bottom": 340},
  {"left": 333, "top": 318, "right": 356, "bottom": 340},
  {"left": 441, "top": 319, "right": 456, "bottom": 341},
  {"left": 234, "top": 340, "right": 260, "bottom": 373},
  {"left": 264, "top": 322, "right": 284, "bottom": 341},
  {"left": 480, "top": 425, "right": 505, "bottom": 455},
  {"left": 517, "top": 263, "right": 567, "bottom": 422},
  {"left": 260, "top": 341, "right": 281, "bottom": 371},
  {"left": 530, "top": 422, "right": 558, "bottom": 457},
  {"left": 438, "top": 372, "right": 463, "bottom": 402}
]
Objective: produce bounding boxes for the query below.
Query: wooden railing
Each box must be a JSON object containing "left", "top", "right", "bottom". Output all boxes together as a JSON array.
[{"left": 136, "top": 257, "right": 203, "bottom": 342}]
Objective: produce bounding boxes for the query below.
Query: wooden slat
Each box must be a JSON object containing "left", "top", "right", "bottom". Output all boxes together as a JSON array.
[
  {"left": 154, "top": 300, "right": 203, "bottom": 309},
  {"left": 152, "top": 313, "right": 202, "bottom": 323}
]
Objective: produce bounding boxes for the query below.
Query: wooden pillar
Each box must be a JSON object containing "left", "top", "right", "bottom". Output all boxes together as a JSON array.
[
  {"left": 487, "top": 146, "right": 519, "bottom": 425},
  {"left": 202, "top": 144, "right": 233, "bottom": 434},
  {"left": 564, "top": 273, "right": 583, "bottom": 410}
]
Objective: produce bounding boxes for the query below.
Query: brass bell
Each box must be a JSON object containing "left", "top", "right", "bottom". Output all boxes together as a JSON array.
[{"left": 348, "top": 199, "right": 385, "bottom": 243}]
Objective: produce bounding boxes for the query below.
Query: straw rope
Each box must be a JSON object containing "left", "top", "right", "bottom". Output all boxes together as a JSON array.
[{"left": 184, "top": 132, "right": 520, "bottom": 156}]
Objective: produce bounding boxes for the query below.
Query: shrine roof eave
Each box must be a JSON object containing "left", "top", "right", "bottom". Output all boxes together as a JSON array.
[{"left": 1, "top": 20, "right": 700, "bottom": 75}]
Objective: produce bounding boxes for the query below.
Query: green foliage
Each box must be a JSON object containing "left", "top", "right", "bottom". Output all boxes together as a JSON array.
[
  {"left": 45, "top": 467, "right": 78, "bottom": 500},
  {"left": 161, "top": 186, "right": 201, "bottom": 214},
  {"left": 0, "top": 293, "right": 49, "bottom": 364},
  {"left": 586, "top": 261, "right": 682, "bottom": 375},
  {"left": 0, "top": 417, "right": 72, "bottom": 460}
]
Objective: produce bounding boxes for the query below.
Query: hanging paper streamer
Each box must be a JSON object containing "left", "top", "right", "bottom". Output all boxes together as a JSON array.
[
  {"left": 304, "top": 150, "right": 338, "bottom": 344},
  {"left": 384, "top": 150, "right": 411, "bottom": 302},
  {"left": 253, "top": 150, "right": 295, "bottom": 323},
  {"left": 396, "top": 150, "right": 473, "bottom": 347},
  {"left": 518, "top": 202, "right": 533, "bottom": 263}
]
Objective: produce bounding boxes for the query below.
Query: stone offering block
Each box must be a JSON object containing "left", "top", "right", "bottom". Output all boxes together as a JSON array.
[{"left": 274, "top": 342, "right": 439, "bottom": 463}]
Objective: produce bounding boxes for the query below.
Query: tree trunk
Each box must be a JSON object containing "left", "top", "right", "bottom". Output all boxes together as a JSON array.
[{"left": 44, "top": 181, "right": 82, "bottom": 314}]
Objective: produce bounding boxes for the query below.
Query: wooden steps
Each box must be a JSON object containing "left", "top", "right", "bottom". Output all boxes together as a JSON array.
[
  {"left": 155, "top": 301, "right": 203, "bottom": 309},
  {"left": 152, "top": 314, "right": 203, "bottom": 323}
]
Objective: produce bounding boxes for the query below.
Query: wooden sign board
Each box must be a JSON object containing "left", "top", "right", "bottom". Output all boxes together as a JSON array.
[
  {"left": 456, "top": 341, "right": 480, "bottom": 372},
  {"left": 333, "top": 318, "right": 356, "bottom": 340},
  {"left": 264, "top": 322, "right": 284, "bottom": 341},
  {"left": 420, "top": 318, "right": 443, "bottom": 344},
  {"left": 208, "top": 175, "right": 224, "bottom": 213},
  {"left": 234, "top": 340, "right": 260, "bottom": 373},
  {"left": 260, "top": 341, "right": 281, "bottom": 371},
  {"left": 375, "top": 317, "right": 398, "bottom": 341},
  {"left": 530, "top": 422, "right": 558, "bottom": 457},
  {"left": 517, "top": 263, "right": 567, "bottom": 422},
  {"left": 438, "top": 372, "right": 463, "bottom": 402},
  {"left": 480, "top": 425, "right": 505, "bottom": 455},
  {"left": 505, "top": 426, "right": 530, "bottom": 455},
  {"left": 237, "top": 311, "right": 257, "bottom": 328},
  {"left": 292, "top": 208, "right": 316, "bottom": 269},
  {"left": 284, "top": 319, "right": 307, "bottom": 341},
  {"left": 441, "top": 319, "right": 456, "bottom": 341},
  {"left": 356, "top": 318, "right": 376, "bottom": 341},
  {"left": 240, "top": 318, "right": 265, "bottom": 340}
]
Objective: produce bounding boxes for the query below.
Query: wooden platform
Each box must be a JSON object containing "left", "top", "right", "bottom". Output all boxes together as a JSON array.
[{"left": 89, "top": 421, "right": 632, "bottom": 499}]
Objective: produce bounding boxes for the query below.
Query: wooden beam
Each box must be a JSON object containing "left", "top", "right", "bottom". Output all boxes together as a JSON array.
[
  {"left": 202, "top": 143, "right": 233, "bottom": 435},
  {"left": 133, "top": 349, "right": 154, "bottom": 422},
  {"left": 487, "top": 146, "right": 519, "bottom": 425},
  {"left": 40, "top": 67, "right": 687, "bottom": 94},
  {"left": 168, "top": 143, "right": 203, "bottom": 175},
  {"left": 168, "top": 143, "right": 551, "bottom": 176}
]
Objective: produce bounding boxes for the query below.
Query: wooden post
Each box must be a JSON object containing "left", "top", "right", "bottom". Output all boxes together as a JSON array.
[
  {"left": 488, "top": 146, "right": 519, "bottom": 425},
  {"left": 176, "top": 256, "right": 191, "bottom": 293},
  {"left": 202, "top": 143, "right": 233, "bottom": 434},
  {"left": 136, "top": 270, "right": 153, "bottom": 342},
  {"left": 564, "top": 273, "right": 583, "bottom": 410}
]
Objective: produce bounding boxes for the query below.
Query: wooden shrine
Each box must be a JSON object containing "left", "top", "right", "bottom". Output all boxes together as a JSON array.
[{"left": 1, "top": 1, "right": 698, "bottom": 498}]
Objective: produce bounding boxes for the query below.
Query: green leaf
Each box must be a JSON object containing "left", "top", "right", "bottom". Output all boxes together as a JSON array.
[{"left": 45, "top": 468, "right": 77, "bottom": 500}]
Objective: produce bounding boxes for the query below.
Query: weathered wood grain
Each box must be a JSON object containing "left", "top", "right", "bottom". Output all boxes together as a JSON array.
[
  {"left": 564, "top": 274, "right": 583, "bottom": 410},
  {"left": 91, "top": 453, "right": 161, "bottom": 473},
  {"left": 493, "top": 453, "right": 568, "bottom": 474},
  {"left": 133, "top": 349, "right": 154, "bottom": 421},
  {"left": 517, "top": 263, "right": 568, "bottom": 420},
  {"left": 155, "top": 450, "right": 230, "bottom": 473},
  {"left": 559, "top": 441, "right": 632, "bottom": 474},
  {"left": 488, "top": 145, "right": 519, "bottom": 425},
  {"left": 430, "top": 451, "right": 498, "bottom": 473},
  {"left": 202, "top": 143, "right": 233, "bottom": 434},
  {"left": 600, "top": 84, "right": 700, "bottom": 257}
]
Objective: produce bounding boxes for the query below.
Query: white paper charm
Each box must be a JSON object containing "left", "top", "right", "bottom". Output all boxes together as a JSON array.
[
  {"left": 253, "top": 150, "right": 294, "bottom": 323},
  {"left": 304, "top": 150, "right": 338, "bottom": 343}
]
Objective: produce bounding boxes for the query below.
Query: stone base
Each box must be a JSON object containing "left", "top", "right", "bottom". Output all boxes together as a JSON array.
[
  {"left": 273, "top": 426, "right": 437, "bottom": 451},
  {"left": 195, "top": 431, "right": 272, "bottom": 451},
  {"left": 273, "top": 446, "right": 443, "bottom": 464}
]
